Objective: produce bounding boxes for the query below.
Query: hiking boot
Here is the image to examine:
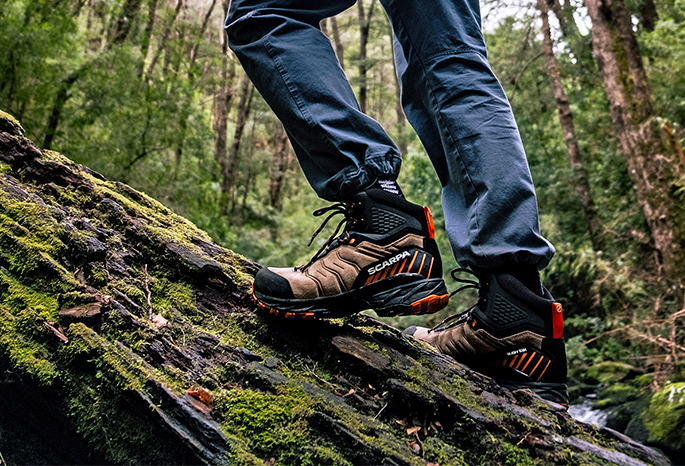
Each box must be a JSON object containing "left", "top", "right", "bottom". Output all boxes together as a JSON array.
[
  {"left": 404, "top": 270, "right": 569, "bottom": 406},
  {"left": 252, "top": 189, "right": 449, "bottom": 319}
]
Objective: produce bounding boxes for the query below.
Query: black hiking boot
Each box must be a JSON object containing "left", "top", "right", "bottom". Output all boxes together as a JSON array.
[
  {"left": 404, "top": 269, "right": 569, "bottom": 406},
  {"left": 252, "top": 189, "right": 449, "bottom": 319}
]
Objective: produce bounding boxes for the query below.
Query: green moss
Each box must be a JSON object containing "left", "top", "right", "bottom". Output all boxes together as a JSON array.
[
  {"left": 475, "top": 433, "right": 536, "bottom": 466},
  {"left": 0, "top": 308, "right": 58, "bottom": 384},
  {"left": 215, "top": 385, "right": 328, "bottom": 465},
  {"left": 584, "top": 361, "right": 635, "bottom": 384},
  {"left": 150, "top": 278, "right": 196, "bottom": 317},
  {"left": 643, "top": 382, "right": 685, "bottom": 449},
  {"left": 0, "top": 268, "right": 60, "bottom": 317},
  {"left": 594, "top": 383, "right": 642, "bottom": 409}
]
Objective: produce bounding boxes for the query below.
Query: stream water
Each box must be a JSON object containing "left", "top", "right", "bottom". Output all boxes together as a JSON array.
[{"left": 568, "top": 397, "right": 609, "bottom": 428}]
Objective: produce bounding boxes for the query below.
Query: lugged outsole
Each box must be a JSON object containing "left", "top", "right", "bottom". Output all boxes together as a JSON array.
[{"left": 252, "top": 275, "right": 449, "bottom": 319}]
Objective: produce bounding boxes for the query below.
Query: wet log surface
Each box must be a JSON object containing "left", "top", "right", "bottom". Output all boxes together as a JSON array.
[{"left": 0, "top": 110, "right": 671, "bottom": 465}]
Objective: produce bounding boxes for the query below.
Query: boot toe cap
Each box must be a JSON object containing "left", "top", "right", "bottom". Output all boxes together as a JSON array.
[{"left": 254, "top": 267, "right": 295, "bottom": 299}]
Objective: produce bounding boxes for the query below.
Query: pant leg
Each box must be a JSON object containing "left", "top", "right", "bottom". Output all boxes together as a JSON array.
[
  {"left": 226, "top": 0, "right": 401, "bottom": 201},
  {"left": 383, "top": 0, "right": 555, "bottom": 270}
]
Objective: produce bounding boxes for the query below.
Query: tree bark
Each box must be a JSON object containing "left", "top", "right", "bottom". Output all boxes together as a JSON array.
[
  {"left": 640, "top": 0, "right": 658, "bottom": 32},
  {"left": 269, "top": 123, "right": 292, "bottom": 211},
  {"left": 586, "top": 0, "right": 685, "bottom": 288},
  {"left": 43, "top": 68, "right": 83, "bottom": 150},
  {"left": 137, "top": 0, "right": 159, "bottom": 78},
  {"left": 357, "top": 0, "right": 376, "bottom": 114},
  {"left": 110, "top": 0, "right": 143, "bottom": 45},
  {"left": 331, "top": 16, "right": 345, "bottom": 70},
  {"left": 146, "top": 0, "right": 183, "bottom": 78},
  {"left": 213, "top": 0, "right": 236, "bottom": 191},
  {"left": 174, "top": 0, "right": 218, "bottom": 173},
  {"left": 223, "top": 74, "right": 254, "bottom": 214},
  {"left": 538, "top": 0, "right": 605, "bottom": 252}
]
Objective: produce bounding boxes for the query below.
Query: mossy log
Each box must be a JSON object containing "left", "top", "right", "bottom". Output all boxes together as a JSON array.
[{"left": 0, "top": 110, "right": 672, "bottom": 466}]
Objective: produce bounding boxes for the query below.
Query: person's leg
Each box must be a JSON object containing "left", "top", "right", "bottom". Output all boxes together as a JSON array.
[
  {"left": 385, "top": 0, "right": 567, "bottom": 405},
  {"left": 227, "top": 0, "right": 449, "bottom": 318},
  {"left": 226, "top": 0, "right": 401, "bottom": 201},
  {"left": 383, "top": 0, "right": 554, "bottom": 273}
]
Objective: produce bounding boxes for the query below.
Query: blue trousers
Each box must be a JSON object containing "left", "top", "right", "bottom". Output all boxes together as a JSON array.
[{"left": 225, "top": 0, "right": 555, "bottom": 271}]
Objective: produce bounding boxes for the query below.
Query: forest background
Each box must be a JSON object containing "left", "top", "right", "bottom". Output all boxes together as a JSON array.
[{"left": 1, "top": 0, "right": 685, "bottom": 457}]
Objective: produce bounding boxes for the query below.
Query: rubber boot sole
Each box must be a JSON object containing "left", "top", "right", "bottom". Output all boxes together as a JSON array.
[{"left": 253, "top": 274, "right": 449, "bottom": 319}]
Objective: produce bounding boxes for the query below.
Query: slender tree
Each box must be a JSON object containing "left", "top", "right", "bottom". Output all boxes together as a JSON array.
[
  {"left": 137, "top": 0, "right": 158, "bottom": 78},
  {"left": 223, "top": 74, "right": 254, "bottom": 214},
  {"left": 357, "top": 0, "right": 377, "bottom": 113},
  {"left": 586, "top": 0, "right": 685, "bottom": 289},
  {"left": 110, "top": 0, "right": 143, "bottom": 45},
  {"left": 269, "top": 123, "right": 292, "bottom": 211},
  {"left": 146, "top": 0, "right": 184, "bottom": 78},
  {"left": 538, "top": 0, "right": 605, "bottom": 251},
  {"left": 330, "top": 16, "right": 345, "bottom": 70}
]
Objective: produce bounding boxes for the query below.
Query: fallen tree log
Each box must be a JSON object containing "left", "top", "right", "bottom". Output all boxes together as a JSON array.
[{"left": 0, "top": 110, "right": 671, "bottom": 465}]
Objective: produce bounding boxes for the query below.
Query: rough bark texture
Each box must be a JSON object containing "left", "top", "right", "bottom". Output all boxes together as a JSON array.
[
  {"left": 137, "top": 0, "right": 159, "bottom": 78},
  {"left": 269, "top": 123, "right": 292, "bottom": 211},
  {"left": 0, "top": 110, "right": 672, "bottom": 465},
  {"left": 223, "top": 74, "right": 254, "bottom": 212},
  {"left": 585, "top": 0, "right": 685, "bottom": 290},
  {"left": 538, "top": 0, "right": 605, "bottom": 252},
  {"left": 357, "top": 0, "right": 376, "bottom": 114}
]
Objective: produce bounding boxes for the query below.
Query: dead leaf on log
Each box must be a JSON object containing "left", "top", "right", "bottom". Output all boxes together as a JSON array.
[
  {"left": 187, "top": 384, "right": 213, "bottom": 409},
  {"left": 407, "top": 426, "right": 421, "bottom": 435},
  {"left": 150, "top": 313, "right": 170, "bottom": 328}
]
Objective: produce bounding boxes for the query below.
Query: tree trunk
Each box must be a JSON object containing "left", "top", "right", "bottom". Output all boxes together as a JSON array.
[
  {"left": 146, "top": 0, "right": 183, "bottom": 78},
  {"left": 586, "top": 0, "right": 685, "bottom": 289},
  {"left": 137, "top": 0, "right": 159, "bottom": 78},
  {"left": 269, "top": 123, "right": 292, "bottom": 211},
  {"left": 223, "top": 74, "right": 254, "bottom": 214},
  {"left": 538, "top": 0, "right": 605, "bottom": 252},
  {"left": 110, "top": 0, "right": 143, "bottom": 45},
  {"left": 331, "top": 16, "right": 345, "bottom": 70},
  {"left": 174, "top": 0, "right": 218, "bottom": 174},
  {"left": 43, "top": 68, "right": 83, "bottom": 150},
  {"left": 213, "top": 0, "right": 236, "bottom": 190},
  {"left": 640, "top": 0, "right": 658, "bottom": 32},
  {"left": 357, "top": 0, "right": 376, "bottom": 114}
]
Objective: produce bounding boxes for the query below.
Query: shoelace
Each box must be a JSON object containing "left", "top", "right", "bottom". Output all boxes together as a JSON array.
[
  {"left": 296, "top": 201, "right": 362, "bottom": 271},
  {"left": 429, "top": 268, "right": 488, "bottom": 332}
]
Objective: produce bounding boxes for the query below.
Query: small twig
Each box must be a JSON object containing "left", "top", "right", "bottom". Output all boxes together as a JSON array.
[
  {"left": 582, "top": 326, "right": 631, "bottom": 345},
  {"left": 0, "top": 448, "right": 6, "bottom": 466},
  {"left": 374, "top": 402, "right": 388, "bottom": 420},
  {"left": 144, "top": 264, "right": 153, "bottom": 319},
  {"left": 114, "top": 290, "right": 143, "bottom": 311}
]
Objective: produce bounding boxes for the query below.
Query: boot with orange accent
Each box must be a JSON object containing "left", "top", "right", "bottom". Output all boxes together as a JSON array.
[
  {"left": 252, "top": 189, "right": 449, "bottom": 319},
  {"left": 404, "top": 269, "right": 569, "bottom": 406}
]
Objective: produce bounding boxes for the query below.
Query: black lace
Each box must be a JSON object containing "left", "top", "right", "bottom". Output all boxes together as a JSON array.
[
  {"left": 429, "top": 268, "right": 488, "bottom": 332},
  {"left": 296, "top": 201, "right": 363, "bottom": 271}
]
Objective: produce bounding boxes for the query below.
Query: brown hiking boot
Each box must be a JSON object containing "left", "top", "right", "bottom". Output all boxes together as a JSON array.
[
  {"left": 404, "top": 270, "right": 569, "bottom": 406},
  {"left": 252, "top": 189, "right": 449, "bottom": 319}
]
